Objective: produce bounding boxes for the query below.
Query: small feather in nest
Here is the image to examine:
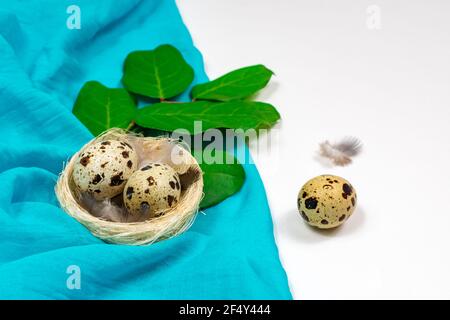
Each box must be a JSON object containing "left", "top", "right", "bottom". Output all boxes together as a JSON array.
[{"left": 319, "top": 137, "right": 362, "bottom": 166}]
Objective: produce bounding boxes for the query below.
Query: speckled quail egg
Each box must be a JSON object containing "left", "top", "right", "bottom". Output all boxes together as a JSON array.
[
  {"left": 72, "top": 140, "right": 138, "bottom": 200},
  {"left": 297, "top": 175, "right": 357, "bottom": 229},
  {"left": 123, "top": 163, "right": 181, "bottom": 218}
]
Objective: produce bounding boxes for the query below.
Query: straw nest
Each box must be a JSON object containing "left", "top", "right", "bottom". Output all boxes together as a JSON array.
[{"left": 55, "top": 128, "right": 203, "bottom": 245}]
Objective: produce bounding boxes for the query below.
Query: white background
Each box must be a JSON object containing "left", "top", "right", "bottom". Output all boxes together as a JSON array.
[{"left": 177, "top": 0, "right": 450, "bottom": 299}]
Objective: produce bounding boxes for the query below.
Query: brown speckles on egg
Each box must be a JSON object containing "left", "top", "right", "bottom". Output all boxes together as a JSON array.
[
  {"left": 126, "top": 186, "right": 134, "bottom": 200},
  {"left": 80, "top": 155, "right": 91, "bottom": 166},
  {"left": 123, "top": 163, "right": 181, "bottom": 218},
  {"left": 120, "top": 141, "right": 132, "bottom": 149},
  {"left": 301, "top": 211, "right": 310, "bottom": 222},
  {"left": 73, "top": 140, "right": 137, "bottom": 200},
  {"left": 297, "top": 175, "right": 357, "bottom": 229},
  {"left": 127, "top": 160, "right": 133, "bottom": 169},
  {"left": 110, "top": 172, "right": 124, "bottom": 186},
  {"left": 167, "top": 195, "right": 175, "bottom": 207},
  {"left": 92, "top": 174, "right": 102, "bottom": 185},
  {"left": 343, "top": 183, "right": 352, "bottom": 197},
  {"left": 305, "top": 197, "right": 318, "bottom": 209},
  {"left": 122, "top": 151, "right": 129, "bottom": 158},
  {"left": 147, "top": 176, "right": 156, "bottom": 186}
]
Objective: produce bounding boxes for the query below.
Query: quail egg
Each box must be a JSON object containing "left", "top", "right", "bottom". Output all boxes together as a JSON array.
[
  {"left": 297, "top": 175, "right": 357, "bottom": 229},
  {"left": 123, "top": 163, "right": 181, "bottom": 218},
  {"left": 72, "top": 139, "right": 138, "bottom": 200}
]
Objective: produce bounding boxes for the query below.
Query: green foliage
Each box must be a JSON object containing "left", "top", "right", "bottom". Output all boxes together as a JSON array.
[
  {"left": 72, "top": 81, "right": 136, "bottom": 136},
  {"left": 191, "top": 65, "right": 273, "bottom": 101},
  {"left": 122, "top": 44, "right": 194, "bottom": 99},
  {"left": 199, "top": 151, "right": 245, "bottom": 208},
  {"left": 73, "top": 44, "right": 280, "bottom": 208},
  {"left": 135, "top": 101, "right": 280, "bottom": 133}
]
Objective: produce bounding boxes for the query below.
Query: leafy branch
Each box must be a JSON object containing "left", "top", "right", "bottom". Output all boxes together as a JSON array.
[{"left": 72, "top": 44, "right": 280, "bottom": 208}]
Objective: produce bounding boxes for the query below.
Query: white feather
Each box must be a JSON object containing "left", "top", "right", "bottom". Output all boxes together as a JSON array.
[{"left": 319, "top": 137, "right": 362, "bottom": 166}]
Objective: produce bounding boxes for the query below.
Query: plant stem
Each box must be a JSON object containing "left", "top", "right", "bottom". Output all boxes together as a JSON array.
[{"left": 126, "top": 120, "right": 136, "bottom": 132}]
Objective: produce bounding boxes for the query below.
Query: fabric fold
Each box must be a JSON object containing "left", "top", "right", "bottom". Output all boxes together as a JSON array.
[{"left": 0, "top": 0, "right": 291, "bottom": 299}]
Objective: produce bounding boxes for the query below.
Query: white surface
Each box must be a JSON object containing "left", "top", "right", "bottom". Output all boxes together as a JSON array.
[{"left": 177, "top": 0, "right": 450, "bottom": 299}]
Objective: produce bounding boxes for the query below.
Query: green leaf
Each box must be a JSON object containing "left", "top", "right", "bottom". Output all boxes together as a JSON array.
[
  {"left": 122, "top": 44, "right": 194, "bottom": 99},
  {"left": 199, "top": 151, "right": 245, "bottom": 208},
  {"left": 191, "top": 64, "right": 273, "bottom": 101},
  {"left": 136, "top": 101, "right": 280, "bottom": 133},
  {"left": 72, "top": 81, "right": 137, "bottom": 136}
]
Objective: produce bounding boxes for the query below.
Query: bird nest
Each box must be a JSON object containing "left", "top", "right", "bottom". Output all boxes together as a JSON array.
[{"left": 55, "top": 129, "right": 203, "bottom": 245}]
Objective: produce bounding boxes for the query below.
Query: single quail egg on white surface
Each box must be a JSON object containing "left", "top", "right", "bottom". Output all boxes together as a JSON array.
[
  {"left": 72, "top": 139, "right": 138, "bottom": 200},
  {"left": 123, "top": 163, "right": 181, "bottom": 218},
  {"left": 297, "top": 174, "right": 357, "bottom": 229}
]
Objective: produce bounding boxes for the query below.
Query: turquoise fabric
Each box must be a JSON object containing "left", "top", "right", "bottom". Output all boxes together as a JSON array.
[{"left": 0, "top": 0, "right": 291, "bottom": 299}]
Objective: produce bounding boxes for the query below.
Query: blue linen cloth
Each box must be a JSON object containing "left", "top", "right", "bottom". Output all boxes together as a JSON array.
[{"left": 0, "top": 0, "right": 291, "bottom": 299}]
